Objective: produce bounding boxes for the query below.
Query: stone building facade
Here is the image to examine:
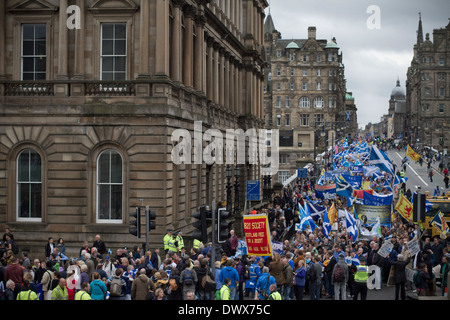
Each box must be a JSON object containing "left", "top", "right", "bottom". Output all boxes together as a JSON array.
[
  {"left": 406, "top": 16, "right": 450, "bottom": 152},
  {"left": 0, "top": 0, "right": 268, "bottom": 256},
  {"left": 263, "top": 14, "right": 355, "bottom": 182}
]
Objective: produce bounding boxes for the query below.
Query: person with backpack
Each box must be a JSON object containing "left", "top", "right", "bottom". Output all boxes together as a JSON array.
[
  {"left": 331, "top": 253, "right": 349, "bottom": 300},
  {"left": 109, "top": 268, "right": 127, "bottom": 300},
  {"left": 308, "top": 256, "right": 322, "bottom": 300},
  {"left": 414, "top": 262, "right": 431, "bottom": 296},
  {"left": 254, "top": 267, "right": 277, "bottom": 300},
  {"left": 40, "top": 261, "right": 55, "bottom": 300},
  {"left": 166, "top": 268, "right": 182, "bottom": 300},
  {"left": 180, "top": 261, "right": 198, "bottom": 300}
]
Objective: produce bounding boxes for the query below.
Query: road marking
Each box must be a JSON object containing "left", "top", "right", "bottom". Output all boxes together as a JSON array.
[{"left": 395, "top": 152, "right": 428, "bottom": 187}]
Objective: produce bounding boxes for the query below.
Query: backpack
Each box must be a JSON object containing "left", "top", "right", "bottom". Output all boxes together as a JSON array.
[
  {"left": 109, "top": 278, "right": 122, "bottom": 297},
  {"left": 333, "top": 265, "right": 344, "bottom": 283},
  {"left": 201, "top": 274, "right": 216, "bottom": 292},
  {"left": 11, "top": 242, "right": 19, "bottom": 255},
  {"left": 306, "top": 265, "right": 317, "bottom": 283},
  {"left": 183, "top": 269, "right": 194, "bottom": 285}
]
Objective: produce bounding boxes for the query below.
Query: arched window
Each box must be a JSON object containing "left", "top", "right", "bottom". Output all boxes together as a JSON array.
[
  {"left": 314, "top": 96, "right": 324, "bottom": 108},
  {"left": 97, "top": 150, "right": 123, "bottom": 222},
  {"left": 299, "top": 97, "right": 310, "bottom": 108},
  {"left": 17, "top": 149, "right": 42, "bottom": 221}
]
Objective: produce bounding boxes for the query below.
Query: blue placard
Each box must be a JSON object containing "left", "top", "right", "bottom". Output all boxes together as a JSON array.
[
  {"left": 297, "top": 168, "right": 307, "bottom": 178},
  {"left": 246, "top": 180, "right": 261, "bottom": 201}
]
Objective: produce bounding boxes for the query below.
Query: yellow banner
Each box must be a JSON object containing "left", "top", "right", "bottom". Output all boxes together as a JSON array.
[
  {"left": 406, "top": 145, "right": 421, "bottom": 162},
  {"left": 328, "top": 202, "right": 337, "bottom": 225},
  {"left": 394, "top": 194, "right": 413, "bottom": 221}
]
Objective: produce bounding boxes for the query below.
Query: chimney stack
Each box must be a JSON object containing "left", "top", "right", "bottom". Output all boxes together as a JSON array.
[{"left": 308, "top": 26, "right": 316, "bottom": 40}]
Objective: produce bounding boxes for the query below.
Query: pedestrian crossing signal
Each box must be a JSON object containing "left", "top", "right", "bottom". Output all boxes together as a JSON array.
[{"left": 129, "top": 207, "right": 141, "bottom": 238}]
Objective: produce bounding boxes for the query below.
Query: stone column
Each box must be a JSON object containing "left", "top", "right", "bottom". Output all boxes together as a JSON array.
[
  {"left": 219, "top": 48, "right": 225, "bottom": 106},
  {"left": 57, "top": 0, "right": 69, "bottom": 79},
  {"left": 194, "top": 13, "right": 206, "bottom": 92},
  {"left": 73, "top": 0, "right": 85, "bottom": 79},
  {"left": 213, "top": 42, "right": 220, "bottom": 104},
  {"left": 182, "top": 5, "right": 195, "bottom": 88},
  {"left": 206, "top": 37, "right": 214, "bottom": 100},
  {"left": 138, "top": 0, "right": 150, "bottom": 78},
  {"left": 170, "top": 0, "right": 184, "bottom": 82},
  {"left": 224, "top": 53, "right": 230, "bottom": 109},
  {"left": 155, "top": 0, "right": 170, "bottom": 76},
  {"left": 0, "top": 0, "right": 5, "bottom": 79}
]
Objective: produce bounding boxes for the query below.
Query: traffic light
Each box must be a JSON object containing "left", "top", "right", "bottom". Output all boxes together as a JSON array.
[
  {"left": 129, "top": 207, "right": 141, "bottom": 238},
  {"left": 192, "top": 205, "right": 207, "bottom": 243},
  {"left": 146, "top": 206, "right": 156, "bottom": 232},
  {"left": 217, "top": 207, "right": 231, "bottom": 243}
]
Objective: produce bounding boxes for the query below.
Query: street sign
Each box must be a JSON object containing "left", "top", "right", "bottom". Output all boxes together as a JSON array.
[{"left": 246, "top": 180, "right": 261, "bottom": 201}]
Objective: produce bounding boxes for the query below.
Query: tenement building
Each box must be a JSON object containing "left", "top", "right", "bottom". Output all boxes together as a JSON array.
[
  {"left": 263, "top": 14, "right": 356, "bottom": 183},
  {"left": 0, "top": 0, "right": 268, "bottom": 255},
  {"left": 406, "top": 15, "right": 450, "bottom": 152}
]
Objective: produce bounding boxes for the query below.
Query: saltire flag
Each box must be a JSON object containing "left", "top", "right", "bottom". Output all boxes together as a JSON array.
[
  {"left": 406, "top": 144, "right": 421, "bottom": 162},
  {"left": 344, "top": 209, "right": 358, "bottom": 242},
  {"left": 351, "top": 256, "right": 360, "bottom": 266},
  {"left": 430, "top": 210, "right": 449, "bottom": 236},
  {"left": 411, "top": 192, "right": 433, "bottom": 212},
  {"left": 298, "top": 205, "right": 318, "bottom": 232},
  {"left": 336, "top": 174, "right": 354, "bottom": 198},
  {"left": 394, "top": 174, "right": 409, "bottom": 186},
  {"left": 322, "top": 207, "right": 332, "bottom": 239},
  {"left": 307, "top": 202, "right": 326, "bottom": 221},
  {"left": 394, "top": 193, "right": 413, "bottom": 221},
  {"left": 369, "top": 145, "right": 394, "bottom": 175}
]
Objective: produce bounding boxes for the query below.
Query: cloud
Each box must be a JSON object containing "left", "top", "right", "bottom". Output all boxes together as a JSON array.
[{"left": 265, "top": 0, "right": 450, "bottom": 128}]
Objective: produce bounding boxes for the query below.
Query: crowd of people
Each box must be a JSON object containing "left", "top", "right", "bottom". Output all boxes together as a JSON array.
[{"left": 1, "top": 138, "right": 449, "bottom": 301}]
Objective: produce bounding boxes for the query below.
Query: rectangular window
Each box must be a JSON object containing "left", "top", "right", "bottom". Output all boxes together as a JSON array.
[
  {"left": 285, "top": 114, "right": 290, "bottom": 126},
  {"left": 314, "top": 114, "right": 324, "bottom": 127},
  {"left": 276, "top": 68, "right": 281, "bottom": 76},
  {"left": 439, "top": 104, "right": 444, "bottom": 113},
  {"left": 21, "top": 24, "right": 47, "bottom": 80},
  {"left": 286, "top": 96, "right": 290, "bottom": 107},
  {"left": 302, "top": 82, "right": 307, "bottom": 91},
  {"left": 317, "top": 69, "right": 321, "bottom": 76},
  {"left": 101, "top": 23, "right": 127, "bottom": 81},
  {"left": 277, "top": 170, "right": 290, "bottom": 183},
  {"left": 276, "top": 114, "right": 281, "bottom": 126},
  {"left": 302, "top": 55, "right": 307, "bottom": 62},
  {"left": 17, "top": 149, "right": 42, "bottom": 221},
  {"left": 276, "top": 96, "right": 281, "bottom": 107},
  {"left": 290, "top": 53, "right": 295, "bottom": 61},
  {"left": 302, "top": 69, "right": 307, "bottom": 76},
  {"left": 290, "top": 69, "right": 294, "bottom": 77},
  {"left": 439, "top": 88, "right": 444, "bottom": 96},
  {"left": 300, "top": 114, "right": 310, "bottom": 127},
  {"left": 316, "top": 82, "right": 321, "bottom": 91},
  {"left": 277, "top": 83, "right": 281, "bottom": 91}
]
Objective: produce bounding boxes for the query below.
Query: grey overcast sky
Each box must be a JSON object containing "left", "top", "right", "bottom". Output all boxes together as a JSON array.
[{"left": 264, "top": 0, "right": 450, "bottom": 129}]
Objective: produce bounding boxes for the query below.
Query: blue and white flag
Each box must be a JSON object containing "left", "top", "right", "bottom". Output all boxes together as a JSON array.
[
  {"left": 342, "top": 173, "right": 362, "bottom": 189},
  {"left": 345, "top": 209, "right": 358, "bottom": 243},
  {"left": 336, "top": 175, "right": 354, "bottom": 198},
  {"left": 364, "top": 192, "right": 394, "bottom": 206},
  {"left": 369, "top": 145, "right": 394, "bottom": 175},
  {"left": 299, "top": 205, "right": 318, "bottom": 232},
  {"left": 322, "top": 207, "right": 332, "bottom": 239},
  {"left": 307, "top": 202, "right": 326, "bottom": 221},
  {"left": 394, "top": 175, "right": 409, "bottom": 186}
]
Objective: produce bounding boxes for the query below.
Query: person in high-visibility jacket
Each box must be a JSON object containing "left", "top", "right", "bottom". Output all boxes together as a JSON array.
[
  {"left": 267, "top": 283, "right": 283, "bottom": 300},
  {"left": 193, "top": 238, "right": 202, "bottom": 251},
  {"left": 353, "top": 256, "right": 368, "bottom": 300},
  {"left": 74, "top": 282, "right": 92, "bottom": 300},
  {"left": 163, "top": 230, "right": 177, "bottom": 253},
  {"left": 175, "top": 231, "right": 185, "bottom": 252},
  {"left": 219, "top": 278, "right": 231, "bottom": 300},
  {"left": 16, "top": 280, "right": 38, "bottom": 300},
  {"left": 51, "top": 278, "right": 69, "bottom": 300}
]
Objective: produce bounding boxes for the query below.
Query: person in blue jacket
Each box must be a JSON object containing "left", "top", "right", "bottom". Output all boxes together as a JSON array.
[
  {"left": 245, "top": 256, "right": 262, "bottom": 298},
  {"left": 89, "top": 272, "right": 108, "bottom": 300},
  {"left": 219, "top": 259, "right": 240, "bottom": 300},
  {"left": 254, "top": 267, "right": 277, "bottom": 300}
]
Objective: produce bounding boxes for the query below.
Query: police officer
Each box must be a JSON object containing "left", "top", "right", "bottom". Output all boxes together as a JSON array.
[
  {"left": 175, "top": 231, "right": 185, "bottom": 252},
  {"left": 163, "top": 230, "right": 177, "bottom": 254},
  {"left": 353, "top": 256, "right": 368, "bottom": 300},
  {"left": 16, "top": 280, "right": 38, "bottom": 300},
  {"left": 268, "top": 283, "right": 283, "bottom": 300}
]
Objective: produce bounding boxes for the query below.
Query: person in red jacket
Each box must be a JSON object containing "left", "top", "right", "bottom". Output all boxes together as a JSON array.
[{"left": 4, "top": 257, "right": 24, "bottom": 297}]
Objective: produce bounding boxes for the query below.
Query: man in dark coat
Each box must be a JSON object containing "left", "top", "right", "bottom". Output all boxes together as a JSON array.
[
  {"left": 92, "top": 234, "right": 107, "bottom": 255},
  {"left": 388, "top": 253, "right": 410, "bottom": 300}
]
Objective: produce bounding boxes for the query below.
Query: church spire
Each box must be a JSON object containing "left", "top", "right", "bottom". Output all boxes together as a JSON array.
[{"left": 417, "top": 12, "right": 423, "bottom": 46}]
